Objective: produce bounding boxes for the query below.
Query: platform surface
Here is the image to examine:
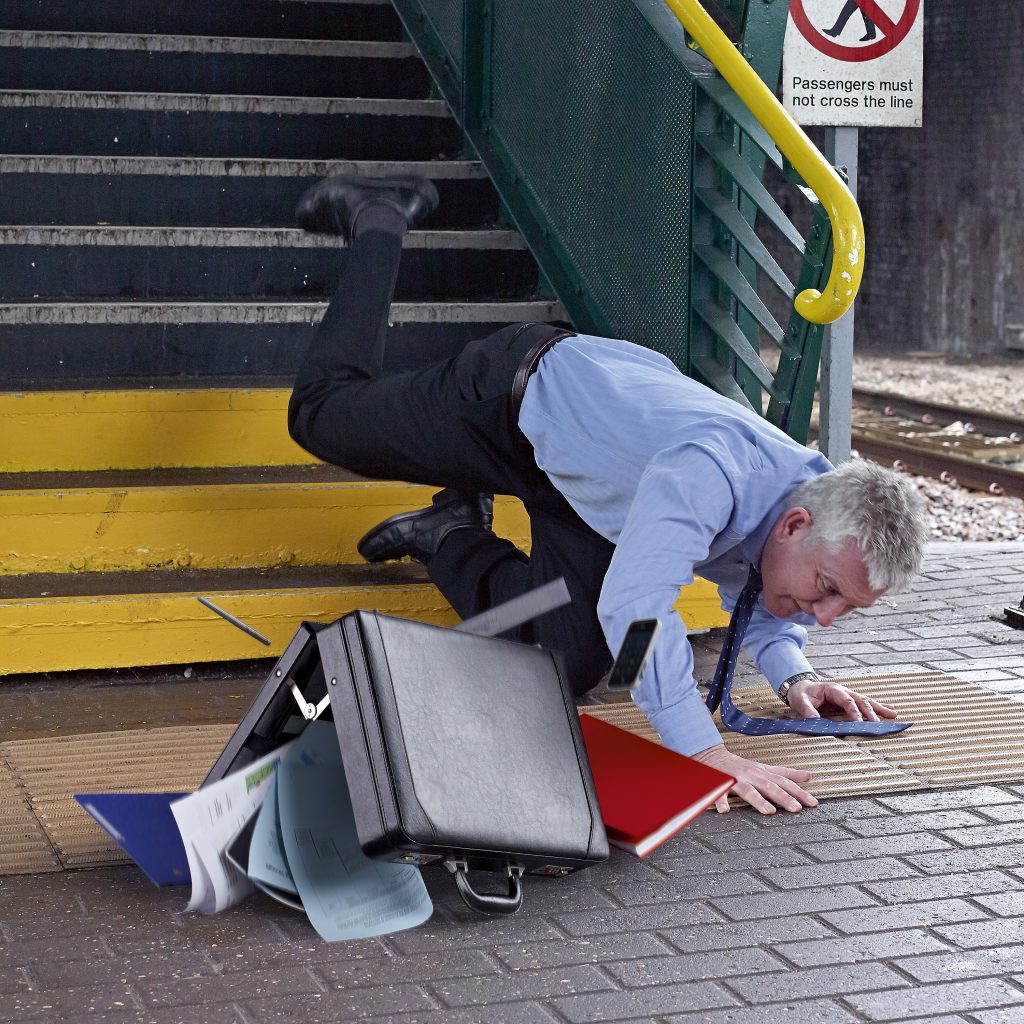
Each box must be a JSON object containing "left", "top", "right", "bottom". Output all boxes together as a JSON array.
[{"left": 1, "top": 541, "right": 1024, "bottom": 1023}]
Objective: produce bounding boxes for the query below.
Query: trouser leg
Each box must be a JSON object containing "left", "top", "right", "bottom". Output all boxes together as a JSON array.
[
  {"left": 286, "top": 206, "right": 609, "bottom": 686},
  {"left": 289, "top": 206, "right": 406, "bottom": 416},
  {"left": 427, "top": 498, "right": 615, "bottom": 696},
  {"left": 291, "top": 309, "right": 566, "bottom": 496}
]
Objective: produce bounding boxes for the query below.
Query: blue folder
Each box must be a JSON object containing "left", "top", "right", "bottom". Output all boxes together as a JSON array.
[{"left": 75, "top": 792, "right": 191, "bottom": 886}]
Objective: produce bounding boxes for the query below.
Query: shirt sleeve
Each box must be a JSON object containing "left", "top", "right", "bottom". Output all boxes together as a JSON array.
[
  {"left": 742, "top": 608, "right": 815, "bottom": 690},
  {"left": 714, "top": 566, "right": 817, "bottom": 693},
  {"left": 596, "top": 446, "right": 738, "bottom": 757}
]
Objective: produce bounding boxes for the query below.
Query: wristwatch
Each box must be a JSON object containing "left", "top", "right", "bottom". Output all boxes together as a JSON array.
[{"left": 777, "top": 671, "right": 820, "bottom": 705}]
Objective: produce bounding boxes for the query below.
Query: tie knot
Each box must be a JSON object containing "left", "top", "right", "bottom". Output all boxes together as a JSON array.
[{"left": 742, "top": 567, "right": 763, "bottom": 601}]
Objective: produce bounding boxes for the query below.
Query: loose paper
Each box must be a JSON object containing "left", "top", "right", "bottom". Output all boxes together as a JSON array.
[
  {"left": 171, "top": 740, "right": 293, "bottom": 914},
  {"left": 277, "top": 721, "right": 433, "bottom": 942}
]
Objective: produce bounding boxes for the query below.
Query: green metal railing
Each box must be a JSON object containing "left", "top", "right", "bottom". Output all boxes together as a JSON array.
[{"left": 392, "top": 0, "right": 851, "bottom": 443}]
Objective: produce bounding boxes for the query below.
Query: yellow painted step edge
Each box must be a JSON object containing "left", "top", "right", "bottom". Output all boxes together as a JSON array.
[
  {"left": 0, "top": 388, "right": 310, "bottom": 472},
  {"left": 0, "top": 584, "right": 459, "bottom": 675},
  {"left": 0, "top": 484, "right": 530, "bottom": 574},
  {"left": 0, "top": 478, "right": 735, "bottom": 632},
  {"left": 0, "top": 579, "right": 727, "bottom": 676}
]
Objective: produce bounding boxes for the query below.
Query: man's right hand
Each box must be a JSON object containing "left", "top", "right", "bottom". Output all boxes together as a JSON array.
[{"left": 691, "top": 744, "right": 817, "bottom": 815}]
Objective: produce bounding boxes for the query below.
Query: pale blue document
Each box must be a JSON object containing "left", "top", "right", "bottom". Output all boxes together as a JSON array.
[
  {"left": 277, "top": 721, "right": 433, "bottom": 942},
  {"left": 248, "top": 775, "right": 299, "bottom": 897}
]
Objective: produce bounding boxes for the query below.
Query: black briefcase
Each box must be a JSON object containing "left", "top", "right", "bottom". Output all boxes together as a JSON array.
[{"left": 205, "top": 610, "right": 608, "bottom": 915}]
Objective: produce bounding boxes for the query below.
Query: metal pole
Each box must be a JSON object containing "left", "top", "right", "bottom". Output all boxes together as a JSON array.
[{"left": 819, "top": 126, "right": 858, "bottom": 464}]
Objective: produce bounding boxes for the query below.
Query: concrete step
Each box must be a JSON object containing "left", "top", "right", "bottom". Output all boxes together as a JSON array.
[
  {"left": 0, "top": 157, "right": 500, "bottom": 229},
  {"left": 0, "top": 563, "right": 455, "bottom": 675},
  {"left": 0, "top": 31, "right": 431, "bottom": 100},
  {"left": 0, "top": 226, "right": 536, "bottom": 302},
  {"left": 0, "top": 91, "right": 460, "bottom": 160},
  {"left": 0, "top": 0, "right": 403, "bottom": 42},
  {"left": 0, "top": 300, "right": 567, "bottom": 382},
  {"left": 0, "top": 467, "right": 533, "bottom": 574}
]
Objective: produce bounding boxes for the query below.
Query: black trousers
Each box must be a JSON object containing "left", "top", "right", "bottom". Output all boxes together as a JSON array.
[{"left": 288, "top": 218, "right": 615, "bottom": 694}]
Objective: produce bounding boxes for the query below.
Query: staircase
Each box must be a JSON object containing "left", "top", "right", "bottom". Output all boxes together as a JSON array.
[{"left": 0, "top": 0, "right": 731, "bottom": 675}]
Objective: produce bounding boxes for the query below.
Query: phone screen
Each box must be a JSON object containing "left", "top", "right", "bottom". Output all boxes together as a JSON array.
[{"left": 606, "top": 619, "right": 662, "bottom": 691}]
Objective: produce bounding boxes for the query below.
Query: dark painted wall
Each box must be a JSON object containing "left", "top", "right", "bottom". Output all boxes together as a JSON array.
[{"left": 855, "top": 0, "right": 1024, "bottom": 356}]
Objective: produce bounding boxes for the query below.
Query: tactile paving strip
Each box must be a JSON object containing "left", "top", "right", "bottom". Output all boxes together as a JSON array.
[
  {"left": 0, "top": 725, "right": 233, "bottom": 874},
  {"left": 0, "top": 753, "right": 60, "bottom": 875},
  {"left": 583, "top": 671, "right": 1024, "bottom": 798},
  {"left": 3, "top": 673, "right": 1023, "bottom": 875}
]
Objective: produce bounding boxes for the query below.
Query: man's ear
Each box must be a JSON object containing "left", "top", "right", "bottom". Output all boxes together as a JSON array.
[{"left": 773, "top": 506, "right": 812, "bottom": 542}]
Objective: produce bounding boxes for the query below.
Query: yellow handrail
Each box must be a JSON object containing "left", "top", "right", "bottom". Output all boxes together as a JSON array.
[{"left": 664, "top": 0, "right": 863, "bottom": 325}]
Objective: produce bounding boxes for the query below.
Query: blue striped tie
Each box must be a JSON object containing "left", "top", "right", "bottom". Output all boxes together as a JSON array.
[{"left": 705, "top": 568, "right": 912, "bottom": 736}]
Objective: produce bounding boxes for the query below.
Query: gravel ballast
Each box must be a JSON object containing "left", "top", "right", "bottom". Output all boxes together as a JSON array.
[{"left": 849, "top": 353, "right": 1024, "bottom": 543}]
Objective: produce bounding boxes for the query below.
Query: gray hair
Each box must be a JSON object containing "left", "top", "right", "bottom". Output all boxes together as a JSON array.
[{"left": 785, "top": 460, "right": 928, "bottom": 593}]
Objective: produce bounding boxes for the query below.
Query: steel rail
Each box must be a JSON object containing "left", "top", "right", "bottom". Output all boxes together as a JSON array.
[
  {"left": 853, "top": 387, "right": 1024, "bottom": 441},
  {"left": 663, "top": 0, "right": 864, "bottom": 324},
  {"left": 845, "top": 429, "right": 1024, "bottom": 500}
]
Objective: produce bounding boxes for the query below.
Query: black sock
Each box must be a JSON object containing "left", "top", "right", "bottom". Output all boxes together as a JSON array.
[{"left": 352, "top": 203, "right": 408, "bottom": 239}]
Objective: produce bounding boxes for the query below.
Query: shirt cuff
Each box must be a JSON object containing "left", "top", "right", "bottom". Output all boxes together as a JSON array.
[
  {"left": 641, "top": 687, "right": 724, "bottom": 757},
  {"left": 757, "top": 639, "right": 814, "bottom": 693}
]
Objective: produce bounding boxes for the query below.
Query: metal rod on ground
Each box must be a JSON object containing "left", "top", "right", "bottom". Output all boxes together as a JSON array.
[{"left": 197, "top": 596, "right": 272, "bottom": 646}]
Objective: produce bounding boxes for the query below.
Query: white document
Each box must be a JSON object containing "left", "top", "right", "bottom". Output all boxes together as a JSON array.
[
  {"left": 277, "top": 721, "right": 433, "bottom": 942},
  {"left": 171, "top": 740, "right": 294, "bottom": 915}
]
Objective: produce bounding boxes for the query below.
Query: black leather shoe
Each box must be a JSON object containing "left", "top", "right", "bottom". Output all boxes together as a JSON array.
[
  {"left": 295, "top": 174, "right": 439, "bottom": 240},
  {"left": 357, "top": 489, "right": 494, "bottom": 564}
]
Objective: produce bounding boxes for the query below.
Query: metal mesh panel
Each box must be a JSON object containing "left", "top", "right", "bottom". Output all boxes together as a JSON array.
[
  {"left": 420, "top": 0, "right": 463, "bottom": 73},
  {"left": 488, "top": 0, "right": 694, "bottom": 365}
]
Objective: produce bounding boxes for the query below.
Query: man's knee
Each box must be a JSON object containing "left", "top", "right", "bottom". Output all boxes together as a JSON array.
[
  {"left": 562, "top": 645, "right": 614, "bottom": 699},
  {"left": 287, "top": 380, "right": 367, "bottom": 472}
]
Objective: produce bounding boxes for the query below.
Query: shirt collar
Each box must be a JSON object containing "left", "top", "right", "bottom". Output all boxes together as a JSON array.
[{"left": 739, "top": 493, "right": 791, "bottom": 570}]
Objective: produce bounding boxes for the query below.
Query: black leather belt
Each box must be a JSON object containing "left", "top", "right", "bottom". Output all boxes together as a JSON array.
[{"left": 510, "top": 325, "right": 575, "bottom": 421}]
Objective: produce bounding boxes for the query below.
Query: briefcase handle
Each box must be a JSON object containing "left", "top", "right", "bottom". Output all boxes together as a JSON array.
[{"left": 445, "top": 860, "right": 524, "bottom": 916}]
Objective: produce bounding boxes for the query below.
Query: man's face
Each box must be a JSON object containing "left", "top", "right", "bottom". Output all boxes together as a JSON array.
[{"left": 759, "top": 508, "right": 886, "bottom": 626}]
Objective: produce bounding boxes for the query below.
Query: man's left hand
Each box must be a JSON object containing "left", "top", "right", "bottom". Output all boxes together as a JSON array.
[{"left": 786, "top": 678, "right": 898, "bottom": 723}]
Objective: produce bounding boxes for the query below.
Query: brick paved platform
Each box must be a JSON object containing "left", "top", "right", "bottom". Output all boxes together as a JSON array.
[{"left": 2, "top": 542, "right": 1023, "bottom": 1024}]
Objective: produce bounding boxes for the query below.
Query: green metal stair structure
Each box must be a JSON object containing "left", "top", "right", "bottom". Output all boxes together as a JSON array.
[{"left": 0, "top": 0, "right": 838, "bottom": 676}]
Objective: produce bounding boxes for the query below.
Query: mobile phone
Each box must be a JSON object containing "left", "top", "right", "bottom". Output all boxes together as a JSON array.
[{"left": 606, "top": 619, "right": 662, "bottom": 691}]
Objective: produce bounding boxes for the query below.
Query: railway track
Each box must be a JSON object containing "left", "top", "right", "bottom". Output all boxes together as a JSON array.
[{"left": 815, "top": 387, "right": 1024, "bottom": 499}]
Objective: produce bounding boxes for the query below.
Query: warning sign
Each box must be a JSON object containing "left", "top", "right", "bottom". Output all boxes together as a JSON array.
[{"left": 783, "top": 0, "right": 923, "bottom": 127}]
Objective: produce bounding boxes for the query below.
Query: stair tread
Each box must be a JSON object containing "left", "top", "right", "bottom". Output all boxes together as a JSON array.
[
  {"left": 0, "top": 30, "right": 417, "bottom": 58},
  {"left": 1, "top": 226, "right": 525, "bottom": 249},
  {"left": 0, "top": 464, "right": 372, "bottom": 491},
  {"left": 0, "top": 562, "right": 429, "bottom": 601},
  {"left": 0, "top": 300, "right": 565, "bottom": 323},
  {"left": 0, "top": 156, "right": 487, "bottom": 177},
  {"left": 0, "top": 89, "right": 450, "bottom": 115},
  {"left": 0, "top": 375, "right": 298, "bottom": 391}
]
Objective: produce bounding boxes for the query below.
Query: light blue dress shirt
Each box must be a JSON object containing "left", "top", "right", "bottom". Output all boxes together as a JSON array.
[{"left": 518, "top": 334, "right": 834, "bottom": 756}]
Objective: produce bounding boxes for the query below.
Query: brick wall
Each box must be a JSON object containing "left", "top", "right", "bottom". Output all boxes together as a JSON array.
[{"left": 856, "top": 0, "right": 1024, "bottom": 355}]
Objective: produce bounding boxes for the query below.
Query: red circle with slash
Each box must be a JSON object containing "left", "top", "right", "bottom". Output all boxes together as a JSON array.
[{"left": 790, "top": 0, "right": 921, "bottom": 62}]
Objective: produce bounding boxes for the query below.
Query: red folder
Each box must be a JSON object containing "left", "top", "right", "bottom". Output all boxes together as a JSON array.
[{"left": 579, "top": 714, "right": 735, "bottom": 858}]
